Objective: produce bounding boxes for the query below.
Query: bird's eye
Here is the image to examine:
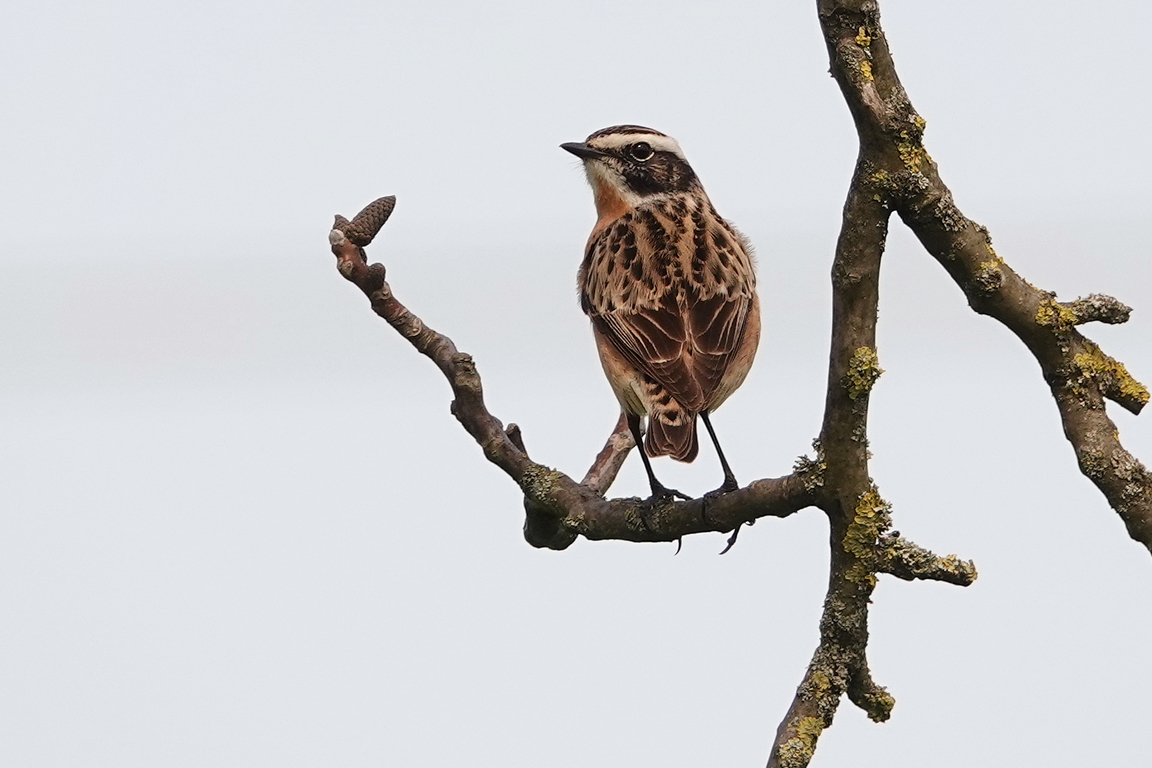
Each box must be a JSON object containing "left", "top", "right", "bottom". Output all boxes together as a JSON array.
[{"left": 628, "top": 142, "right": 654, "bottom": 162}]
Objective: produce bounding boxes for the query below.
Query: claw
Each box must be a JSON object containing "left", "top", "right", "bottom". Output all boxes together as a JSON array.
[{"left": 719, "top": 523, "right": 744, "bottom": 555}]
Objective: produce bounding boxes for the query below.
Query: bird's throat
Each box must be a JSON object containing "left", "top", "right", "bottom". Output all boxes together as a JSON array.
[{"left": 590, "top": 179, "right": 633, "bottom": 236}]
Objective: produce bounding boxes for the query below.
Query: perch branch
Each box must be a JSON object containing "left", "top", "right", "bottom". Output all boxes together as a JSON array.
[{"left": 328, "top": 197, "right": 822, "bottom": 551}]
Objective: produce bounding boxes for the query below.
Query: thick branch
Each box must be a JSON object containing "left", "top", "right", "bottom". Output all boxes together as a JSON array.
[
  {"left": 818, "top": 0, "right": 1152, "bottom": 554},
  {"left": 766, "top": 78, "right": 909, "bottom": 763}
]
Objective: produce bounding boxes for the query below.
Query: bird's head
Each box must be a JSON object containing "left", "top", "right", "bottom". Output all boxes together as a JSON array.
[{"left": 562, "top": 125, "right": 701, "bottom": 218}]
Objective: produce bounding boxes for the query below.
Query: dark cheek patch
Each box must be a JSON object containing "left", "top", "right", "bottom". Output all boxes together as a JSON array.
[{"left": 621, "top": 154, "right": 699, "bottom": 196}]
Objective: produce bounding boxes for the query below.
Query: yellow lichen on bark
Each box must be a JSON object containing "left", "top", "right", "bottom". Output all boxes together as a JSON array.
[
  {"left": 843, "top": 347, "right": 883, "bottom": 400},
  {"left": 776, "top": 717, "right": 826, "bottom": 768},
  {"left": 1035, "top": 298, "right": 1079, "bottom": 331},
  {"left": 1073, "top": 341, "right": 1150, "bottom": 406},
  {"left": 844, "top": 485, "right": 892, "bottom": 585}
]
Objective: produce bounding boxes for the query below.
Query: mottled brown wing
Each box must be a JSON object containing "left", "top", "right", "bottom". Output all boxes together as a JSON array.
[
  {"left": 581, "top": 207, "right": 724, "bottom": 413},
  {"left": 681, "top": 212, "right": 756, "bottom": 403},
  {"left": 580, "top": 203, "right": 756, "bottom": 412},
  {"left": 685, "top": 291, "right": 751, "bottom": 403},
  {"left": 592, "top": 291, "right": 706, "bottom": 412}
]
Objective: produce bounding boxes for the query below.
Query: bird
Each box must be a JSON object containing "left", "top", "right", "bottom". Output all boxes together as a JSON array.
[{"left": 562, "top": 125, "right": 760, "bottom": 504}]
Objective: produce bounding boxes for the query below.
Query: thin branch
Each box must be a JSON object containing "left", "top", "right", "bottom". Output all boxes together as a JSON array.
[
  {"left": 579, "top": 413, "right": 634, "bottom": 495},
  {"left": 327, "top": 197, "right": 819, "bottom": 551},
  {"left": 877, "top": 533, "right": 978, "bottom": 586}
]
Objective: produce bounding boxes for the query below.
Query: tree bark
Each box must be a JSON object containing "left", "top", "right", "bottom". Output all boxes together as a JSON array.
[{"left": 324, "top": 3, "right": 1148, "bottom": 765}]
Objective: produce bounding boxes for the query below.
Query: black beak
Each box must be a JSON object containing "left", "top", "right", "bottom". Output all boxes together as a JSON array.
[{"left": 561, "top": 142, "right": 609, "bottom": 160}]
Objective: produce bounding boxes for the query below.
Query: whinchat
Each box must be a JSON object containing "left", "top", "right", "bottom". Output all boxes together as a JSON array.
[{"left": 563, "top": 125, "right": 760, "bottom": 501}]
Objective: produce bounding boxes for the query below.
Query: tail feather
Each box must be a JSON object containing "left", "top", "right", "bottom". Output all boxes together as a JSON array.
[{"left": 645, "top": 407, "right": 699, "bottom": 462}]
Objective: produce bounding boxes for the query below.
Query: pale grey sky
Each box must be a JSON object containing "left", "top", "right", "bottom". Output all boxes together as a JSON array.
[{"left": 1, "top": 1, "right": 1150, "bottom": 766}]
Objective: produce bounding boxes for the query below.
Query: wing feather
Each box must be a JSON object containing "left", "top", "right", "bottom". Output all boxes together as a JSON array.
[{"left": 579, "top": 202, "right": 755, "bottom": 415}]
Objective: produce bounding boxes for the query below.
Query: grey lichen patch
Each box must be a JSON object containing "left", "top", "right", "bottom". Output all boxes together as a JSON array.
[
  {"left": 1066, "top": 294, "right": 1132, "bottom": 326},
  {"left": 519, "top": 464, "right": 564, "bottom": 513},
  {"left": 843, "top": 347, "right": 884, "bottom": 400},
  {"left": 878, "top": 534, "right": 978, "bottom": 585},
  {"left": 1037, "top": 294, "right": 1133, "bottom": 335},
  {"left": 776, "top": 717, "right": 825, "bottom": 768},
  {"left": 1111, "top": 448, "right": 1151, "bottom": 512},
  {"left": 800, "top": 648, "right": 850, "bottom": 722},
  {"left": 1072, "top": 340, "right": 1150, "bottom": 407},
  {"left": 794, "top": 439, "right": 828, "bottom": 491},
  {"left": 934, "top": 196, "right": 966, "bottom": 233},
  {"left": 844, "top": 485, "right": 892, "bottom": 586},
  {"left": 1078, "top": 446, "right": 1109, "bottom": 480},
  {"left": 560, "top": 506, "right": 588, "bottom": 533}
]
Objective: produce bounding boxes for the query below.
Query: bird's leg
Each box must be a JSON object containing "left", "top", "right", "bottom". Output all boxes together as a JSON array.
[
  {"left": 700, "top": 411, "right": 739, "bottom": 493},
  {"left": 627, "top": 414, "right": 692, "bottom": 520},
  {"left": 699, "top": 411, "right": 749, "bottom": 553}
]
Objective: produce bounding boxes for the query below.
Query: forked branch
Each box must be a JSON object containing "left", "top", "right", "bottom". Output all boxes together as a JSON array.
[
  {"left": 763, "top": 3, "right": 1149, "bottom": 766},
  {"left": 816, "top": 0, "right": 1151, "bottom": 553},
  {"left": 325, "top": 2, "right": 1146, "bottom": 766}
]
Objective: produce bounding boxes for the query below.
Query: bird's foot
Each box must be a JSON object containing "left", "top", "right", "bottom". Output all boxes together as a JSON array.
[
  {"left": 647, "top": 482, "right": 692, "bottom": 504},
  {"left": 703, "top": 475, "right": 749, "bottom": 555},
  {"left": 712, "top": 473, "right": 740, "bottom": 495},
  {"left": 636, "top": 483, "right": 692, "bottom": 533},
  {"left": 699, "top": 474, "right": 740, "bottom": 527}
]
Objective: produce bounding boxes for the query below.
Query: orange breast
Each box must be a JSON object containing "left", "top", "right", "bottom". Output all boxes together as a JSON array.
[{"left": 589, "top": 179, "right": 631, "bottom": 238}]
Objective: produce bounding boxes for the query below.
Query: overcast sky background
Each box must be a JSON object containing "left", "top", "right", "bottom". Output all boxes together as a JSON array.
[{"left": 2, "top": 1, "right": 1150, "bottom": 766}]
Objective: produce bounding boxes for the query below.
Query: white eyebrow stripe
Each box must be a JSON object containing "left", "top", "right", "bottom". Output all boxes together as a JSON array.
[{"left": 587, "top": 133, "right": 686, "bottom": 159}]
